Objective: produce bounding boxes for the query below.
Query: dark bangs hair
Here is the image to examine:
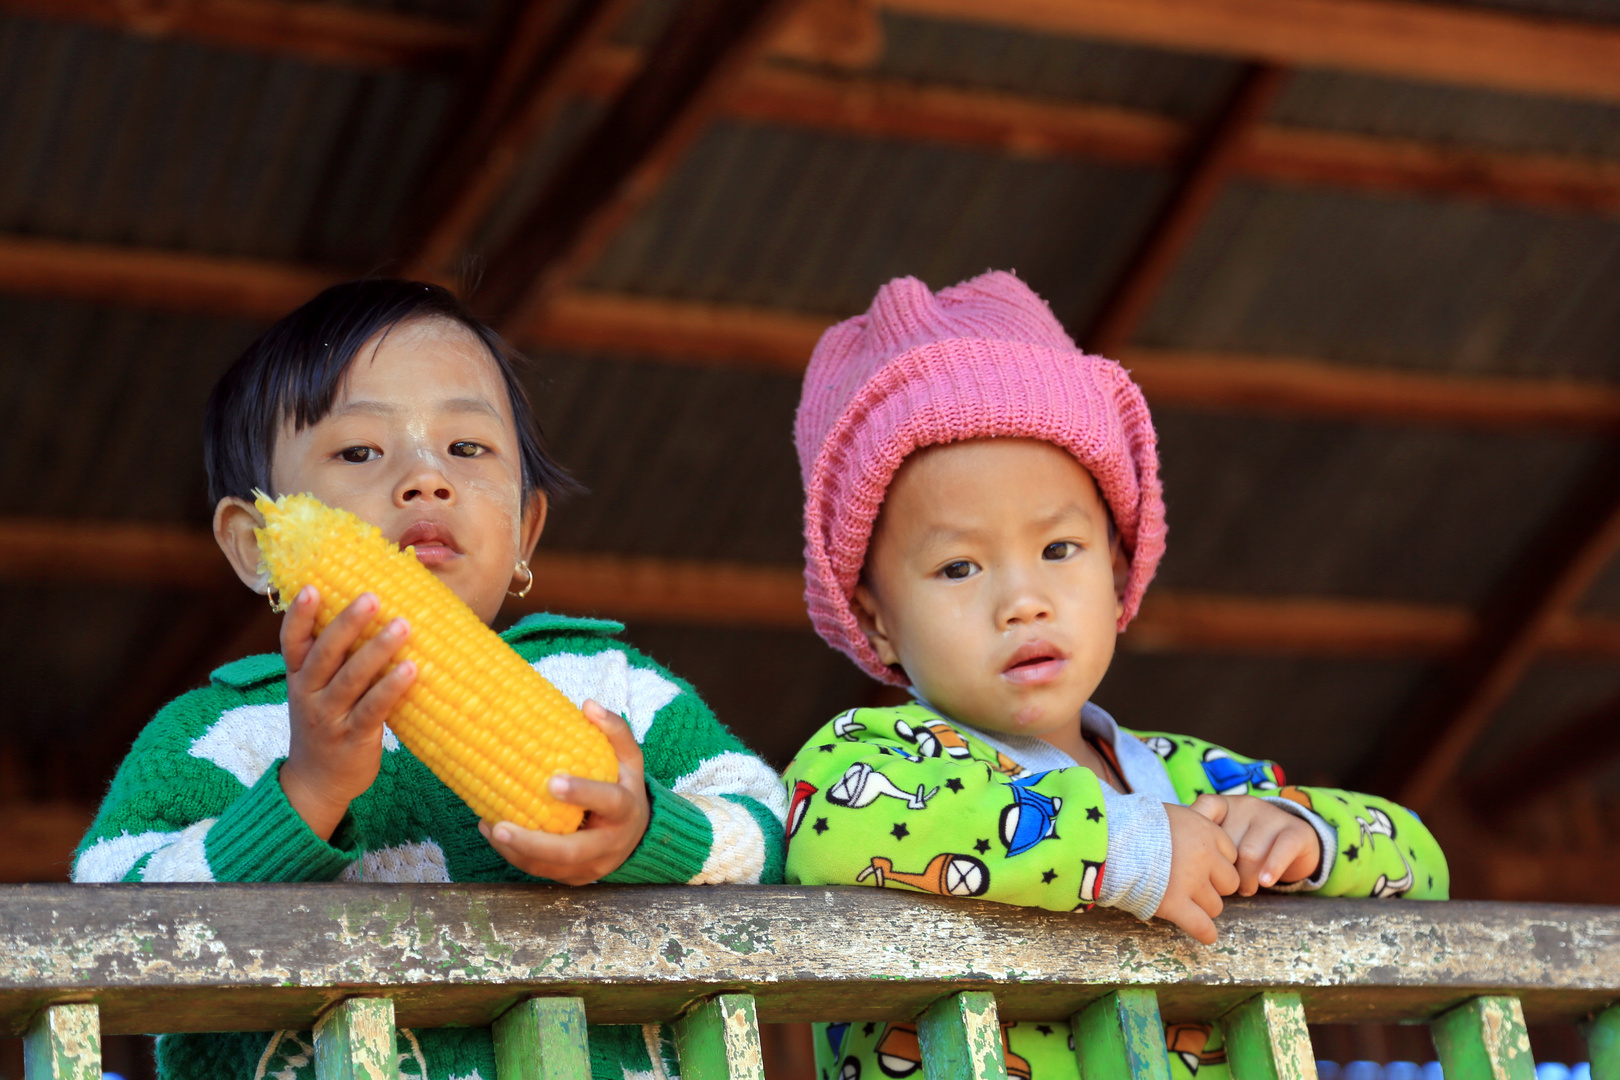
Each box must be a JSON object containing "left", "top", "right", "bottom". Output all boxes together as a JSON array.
[{"left": 204, "top": 279, "right": 576, "bottom": 506}]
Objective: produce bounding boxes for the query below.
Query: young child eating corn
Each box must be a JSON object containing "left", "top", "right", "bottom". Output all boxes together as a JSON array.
[
  {"left": 783, "top": 271, "right": 1449, "bottom": 1080},
  {"left": 73, "top": 279, "right": 787, "bottom": 1080}
]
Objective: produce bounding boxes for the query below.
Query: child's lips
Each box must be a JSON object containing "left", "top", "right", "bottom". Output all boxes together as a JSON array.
[
  {"left": 397, "top": 521, "right": 462, "bottom": 568},
  {"left": 1001, "top": 657, "right": 1068, "bottom": 685},
  {"left": 1001, "top": 642, "right": 1068, "bottom": 685}
]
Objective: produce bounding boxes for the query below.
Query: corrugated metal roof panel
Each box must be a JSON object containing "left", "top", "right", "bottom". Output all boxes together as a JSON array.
[
  {"left": 1140, "top": 181, "right": 1620, "bottom": 382},
  {"left": 580, "top": 119, "right": 1171, "bottom": 319},
  {"left": 0, "top": 296, "right": 263, "bottom": 525},
  {"left": 0, "top": 14, "right": 453, "bottom": 265}
]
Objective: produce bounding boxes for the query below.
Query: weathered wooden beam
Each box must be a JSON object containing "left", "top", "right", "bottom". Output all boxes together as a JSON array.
[
  {"left": 1366, "top": 454, "right": 1620, "bottom": 811},
  {"left": 314, "top": 998, "right": 400, "bottom": 1080},
  {"left": 674, "top": 995, "right": 766, "bottom": 1080},
  {"left": 474, "top": 0, "right": 805, "bottom": 330},
  {"left": 878, "top": 0, "right": 1620, "bottom": 105},
  {"left": 23, "top": 1003, "right": 100, "bottom": 1080},
  {"left": 398, "top": 0, "right": 637, "bottom": 283},
  {"left": 0, "top": 0, "right": 475, "bottom": 71},
  {"left": 918, "top": 991, "right": 1008, "bottom": 1080},
  {"left": 1072, "top": 990, "right": 1172, "bottom": 1080},
  {"left": 1465, "top": 687, "right": 1620, "bottom": 814},
  {"left": 1220, "top": 992, "right": 1316, "bottom": 1080},
  {"left": 1087, "top": 63, "right": 1289, "bottom": 354},
  {"left": 1430, "top": 996, "right": 1535, "bottom": 1080},
  {"left": 492, "top": 998, "right": 592, "bottom": 1080},
  {"left": 7, "top": 517, "right": 1620, "bottom": 659},
  {"left": 532, "top": 292, "right": 1620, "bottom": 434},
  {"left": 4, "top": 887, "right": 1618, "bottom": 1034}
]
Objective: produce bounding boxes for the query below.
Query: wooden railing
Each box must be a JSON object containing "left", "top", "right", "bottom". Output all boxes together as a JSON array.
[{"left": 3, "top": 885, "right": 1618, "bottom": 1080}]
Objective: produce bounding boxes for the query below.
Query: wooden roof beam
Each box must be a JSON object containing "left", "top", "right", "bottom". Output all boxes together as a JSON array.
[
  {"left": 7, "top": 516, "right": 1620, "bottom": 658},
  {"left": 568, "top": 48, "right": 1620, "bottom": 216},
  {"left": 880, "top": 0, "right": 1620, "bottom": 104},
  {"left": 473, "top": 0, "right": 808, "bottom": 329},
  {"left": 398, "top": 0, "right": 639, "bottom": 283},
  {"left": 1363, "top": 453, "right": 1620, "bottom": 811},
  {"left": 1086, "top": 62, "right": 1290, "bottom": 354},
  {"left": 0, "top": 0, "right": 475, "bottom": 70}
]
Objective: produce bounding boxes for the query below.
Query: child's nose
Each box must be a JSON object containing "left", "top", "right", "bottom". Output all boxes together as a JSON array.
[
  {"left": 396, "top": 457, "right": 455, "bottom": 504},
  {"left": 997, "top": 580, "right": 1053, "bottom": 627}
]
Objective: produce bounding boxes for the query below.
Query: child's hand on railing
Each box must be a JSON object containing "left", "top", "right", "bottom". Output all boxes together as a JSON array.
[
  {"left": 1156, "top": 803, "right": 1241, "bottom": 944},
  {"left": 280, "top": 586, "right": 417, "bottom": 842},
  {"left": 1190, "top": 793, "right": 1322, "bottom": 896},
  {"left": 477, "top": 700, "right": 652, "bottom": 885}
]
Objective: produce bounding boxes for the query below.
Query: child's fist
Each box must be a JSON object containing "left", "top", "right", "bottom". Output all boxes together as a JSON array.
[
  {"left": 1156, "top": 803, "right": 1240, "bottom": 945},
  {"left": 478, "top": 700, "right": 651, "bottom": 885},
  {"left": 1191, "top": 793, "right": 1321, "bottom": 896}
]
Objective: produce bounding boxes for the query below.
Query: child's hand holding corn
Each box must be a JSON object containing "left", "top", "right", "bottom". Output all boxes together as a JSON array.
[
  {"left": 477, "top": 700, "right": 652, "bottom": 884},
  {"left": 279, "top": 585, "right": 417, "bottom": 842}
]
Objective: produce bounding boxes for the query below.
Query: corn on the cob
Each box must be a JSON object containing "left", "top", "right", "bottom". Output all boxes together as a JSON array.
[{"left": 253, "top": 491, "right": 617, "bottom": 834}]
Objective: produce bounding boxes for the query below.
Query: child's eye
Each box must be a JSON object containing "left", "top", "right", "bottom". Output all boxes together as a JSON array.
[
  {"left": 940, "top": 560, "right": 978, "bottom": 580},
  {"left": 1043, "top": 541, "right": 1077, "bottom": 561},
  {"left": 339, "top": 446, "right": 378, "bottom": 464},
  {"left": 449, "top": 441, "right": 485, "bottom": 458}
]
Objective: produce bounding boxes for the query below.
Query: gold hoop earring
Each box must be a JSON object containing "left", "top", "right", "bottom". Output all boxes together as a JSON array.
[{"left": 509, "top": 561, "right": 534, "bottom": 599}]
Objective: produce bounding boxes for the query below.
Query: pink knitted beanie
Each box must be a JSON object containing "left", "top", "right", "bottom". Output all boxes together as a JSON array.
[{"left": 796, "top": 270, "right": 1166, "bottom": 684}]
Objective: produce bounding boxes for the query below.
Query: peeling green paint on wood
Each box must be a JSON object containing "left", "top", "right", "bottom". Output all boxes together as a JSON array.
[
  {"left": 1221, "top": 993, "right": 1317, "bottom": 1080},
  {"left": 1584, "top": 1003, "right": 1620, "bottom": 1080},
  {"left": 1432, "top": 996, "right": 1535, "bottom": 1080},
  {"left": 1073, "top": 989, "right": 1172, "bottom": 1080},
  {"left": 314, "top": 998, "right": 400, "bottom": 1080},
  {"left": 493, "top": 997, "right": 590, "bottom": 1080},
  {"left": 24, "top": 1003, "right": 100, "bottom": 1080},
  {"left": 918, "top": 991, "right": 1009, "bottom": 1080},
  {"left": 673, "top": 994, "right": 764, "bottom": 1080}
]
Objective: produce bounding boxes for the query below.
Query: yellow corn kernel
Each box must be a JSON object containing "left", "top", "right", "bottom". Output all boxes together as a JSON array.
[{"left": 252, "top": 491, "right": 617, "bottom": 834}]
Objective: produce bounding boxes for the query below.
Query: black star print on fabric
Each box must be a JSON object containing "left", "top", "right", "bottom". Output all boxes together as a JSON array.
[
  {"left": 863, "top": 1023, "right": 876, "bottom": 1036},
  {"left": 1344, "top": 844, "right": 1360, "bottom": 861},
  {"left": 1086, "top": 806, "right": 1102, "bottom": 822},
  {"left": 945, "top": 778, "right": 964, "bottom": 792},
  {"left": 974, "top": 838, "right": 991, "bottom": 854},
  {"left": 1036, "top": 1026, "right": 1053, "bottom": 1036},
  {"left": 1041, "top": 870, "right": 1058, "bottom": 884},
  {"left": 1408, "top": 848, "right": 1417, "bottom": 859},
  {"left": 877, "top": 747, "right": 891, "bottom": 755},
  {"left": 813, "top": 817, "right": 829, "bottom": 834},
  {"left": 818, "top": 744, "right": 836, "bottom": 753},
  {"left": 1427, "top": 875, "right": 1434, "bottom": 888},
  {"left": 891, "top": 823, "right": 910, "bottom": 840}
]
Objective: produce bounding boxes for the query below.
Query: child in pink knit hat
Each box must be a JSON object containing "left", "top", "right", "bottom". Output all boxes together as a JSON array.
[{"left": 783, "top": 271, "right": 1448, "bottom": 1080}]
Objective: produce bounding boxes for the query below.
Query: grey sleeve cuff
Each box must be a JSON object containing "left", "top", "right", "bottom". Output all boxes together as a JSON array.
[
  {"left": 1097, "top": 790, "right": 1172, "bottom": 920},
  {"left": 1259, "top": 797, "right": 1336, "bottom": 891}
]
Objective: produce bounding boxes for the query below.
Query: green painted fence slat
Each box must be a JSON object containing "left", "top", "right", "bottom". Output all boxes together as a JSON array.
[
  {"left": 493, "top": 997, "right": 591, "bottom": 1080},
  {"left": 1584, "top": 1004, "right": 1620, "bottom": 1080},
  {"left": 1071, "top": 989, "right": 1172, "bottom": 1080},
  {"left": 314, "top": 998, "right": 400, "bottom": 1080},
  {"left": 673, "top": 994, "right": 764, "bottom": 1080},
  {"left": 1431, "top": 997, "right": 1535, "bottom": 1080},
  {"left": 1221, "top": 992, "right": 1317, "bottom": 1080},
  {"left": 918, "top": 991, "right": 1009, "bottom": 1080},
  {"left": 24, "top": 1003, "right": 101, "bottom": 1080}
]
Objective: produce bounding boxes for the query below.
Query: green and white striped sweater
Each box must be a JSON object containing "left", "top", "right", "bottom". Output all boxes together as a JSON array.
[{"left": 74, "top": 612, "right": 788, "bottom": 1080}]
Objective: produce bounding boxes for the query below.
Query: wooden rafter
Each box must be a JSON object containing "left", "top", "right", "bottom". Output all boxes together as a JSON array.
[
  {"left": 3, "top": 239, "right": 1617, "bottom": 433},
  {"left": 571, "top": 47, "right": 1620, "bottom": 217},
  {"left": 0, "top": 0, "right": 474, "bottom": 70},
  {"left": 880, "top": 0, "right": 1620, "bottom": 104},
  {"left": 473, "top": 0, "right": 807, "bottom": 329},
  {"left": 1364, "top": 454, "right": 1620, "bottom": 811},
  {"left": 8, "top": 517, "right": 1620, "bottom": 660},
  {"left": 0, "top": 235, "right": 339, "bottom": 320},
  {"left": 1086, "top": 63, "right": 1290, "bottom": 354},
  {"left": 1466, "top": 687, "right": 1620, "bottom": 812},
  {"left": 398, "top": 0, "right": 638, "bottom": 283}
]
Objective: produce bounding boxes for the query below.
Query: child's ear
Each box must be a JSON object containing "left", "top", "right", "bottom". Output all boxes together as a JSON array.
[
  {"left": 213, "top": 496, "right": 270, "bottom": 594},
  {"left": 851, "top": 582, "right": 902, "bottom": 667},
  {"left": 1111, "top": 535, "right": 1129, "bottom": 622},
  {"left": 518, "top": 490, "right": 549, "bottom": 562}
]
